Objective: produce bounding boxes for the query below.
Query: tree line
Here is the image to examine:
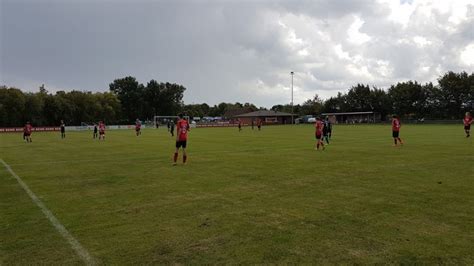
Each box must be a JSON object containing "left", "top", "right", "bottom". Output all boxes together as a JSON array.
[
  {"left": 0, "top": 71, "right": 472, "bottom": 127},
  {"left": 273, "top": 71, "right": 473, "bottom": 120}
]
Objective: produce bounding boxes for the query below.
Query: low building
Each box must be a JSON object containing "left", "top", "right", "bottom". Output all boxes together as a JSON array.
[
  {"left": 321, "top": 111, "right": 381, "bottom": 124},
  {"left": 223, "top": 108, "right": 254, "bottom": 121},
  {"left": 234, "top": 110, "right": 295, "bottom": 125}
]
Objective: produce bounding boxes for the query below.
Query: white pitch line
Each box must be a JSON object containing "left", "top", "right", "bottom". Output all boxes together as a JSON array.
[{"left": 0, "top": 159, "right": 95, "bottom": 265}]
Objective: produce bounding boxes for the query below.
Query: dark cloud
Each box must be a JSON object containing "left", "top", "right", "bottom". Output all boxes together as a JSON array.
[{"left": 1, "top": 0, "right": 473, "bottom": 107}]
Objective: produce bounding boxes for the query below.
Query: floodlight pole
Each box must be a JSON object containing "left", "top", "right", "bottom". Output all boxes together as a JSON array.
[{"left": 290, "top": 71, "right": 294, "bottom": 125}]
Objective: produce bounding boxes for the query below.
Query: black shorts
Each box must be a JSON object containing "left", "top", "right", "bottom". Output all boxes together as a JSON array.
[
  {"left": 23, "top": 132, "right": 30, "bottom": 137},
  {"left": 136, "top": 128, "right": 140, "bottom": 131},
  {"left": 392, "top": 131, "right": 399, "bottom": 138},
  {"left": 176, "top": 140, "right": 187, "bottom": 148},
  {"left": 465, "top": 125, "right": 471, "bottom": 130},
  {"left": 315, "top": 133, "right": 322, "bottom": 140},
  {"left": 61, "top": 127, "right": 65, "bottom": 133}
]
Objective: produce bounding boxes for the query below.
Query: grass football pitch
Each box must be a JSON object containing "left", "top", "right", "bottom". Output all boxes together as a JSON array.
[{"left": 1, "top": 124, "right": 473, "bottom": 264}]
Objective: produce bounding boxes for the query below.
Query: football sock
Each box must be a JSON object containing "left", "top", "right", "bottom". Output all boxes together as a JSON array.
[
  {"left": 183, "top": 155, "right": 187, "bottom": 163},
  {"left": 173, "top": 153, "right": 178, "bottom": 163}
]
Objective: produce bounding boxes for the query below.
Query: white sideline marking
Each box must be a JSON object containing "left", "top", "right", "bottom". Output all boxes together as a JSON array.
[{"left": 0, "top": 159, "right": 95, "bottom": 265}]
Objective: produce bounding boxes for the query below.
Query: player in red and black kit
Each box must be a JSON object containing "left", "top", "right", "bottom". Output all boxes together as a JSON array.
[
  {"left": 392, "top": 115, "right": 403, "bottom": 146},
  {"left": 173, "top": 114, "right": 190, "bottom": 165},
  {"left": 257, "top": 118, "right": 262, "bottom": 131},
  {"left": 23, "top": 121, "right": 33, "bottom": 143},
  {"left": 135, "top": 118, "right": 142, "bottom": 136},
  {"left": 464, "top": 112, "right": 472, "bottom": 138},
  {"left": 98, "top": 121, "right": 106, "bottom": 141},
  {"left": 314, "top": 117, "right": 325, "bottom": 150}
]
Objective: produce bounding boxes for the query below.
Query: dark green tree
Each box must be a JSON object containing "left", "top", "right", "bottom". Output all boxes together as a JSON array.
[
  {"left": 109, "top": 76, "right": 144, "bottom": 122},
  {"left": 388, "top": 81, "right": 428, "bottom": 119},
  {"left": 0, "top": 87, "right": 26, "bottom": 126},
  {"left": 437, "top": 71, "right": 473, "bottom": 118}
]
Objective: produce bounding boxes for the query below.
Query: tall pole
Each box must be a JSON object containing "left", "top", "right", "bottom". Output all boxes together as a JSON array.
[{"left": 290, "top": 71, "right": 294, "bottom": 124}]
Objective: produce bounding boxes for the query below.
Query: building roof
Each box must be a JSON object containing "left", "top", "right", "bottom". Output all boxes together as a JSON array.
[
  {"left": 322, "top": 111, "right": 378, "bottom": 116},
  {"left": 234, "top": 110, "right": 294, "bottom": 117},
  {"left": 223, "top": 108, "right": 254, "bottom": 118}
]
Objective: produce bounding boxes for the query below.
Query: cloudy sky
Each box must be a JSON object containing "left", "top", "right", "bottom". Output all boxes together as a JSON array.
[{"left": 1, "top": 0, "right": 473, "bottom": 107}]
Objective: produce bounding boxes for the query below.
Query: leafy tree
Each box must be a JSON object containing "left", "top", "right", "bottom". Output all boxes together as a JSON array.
[
  {"left": 301, "top": 94, "right": 323, "bottom": 115},
  {"left": 437, "top": 71, "right": 473, "bottom": 119},
  {"left": 95, "top": 92, "right": 121, "bottom": 123},
  {"left": 109, "top": 76, "right": 144, "bottom": 122},
  {"left": 345, "top": 84, "right": 373, "bottom": 112},
  {"left": 322, "top": 92, "right": 348, "bottom": 113},
  {"left": 369, "top": 87, "right": 392, "bottom": 120},
  {"left": 23, "top": 92, "right": 45, "bottom": 125},
  {"left": 388, "top": 81, "right": 427, "bottom": 119},
  {"left": 42, "top": 94, "right": 61, "bottom": 125},
  {"left": 158, "top": 82, "right": 186, "bottom": 116},
  {"left": 0, "top": 87, "right": 26, "bottom": 126},
  {"left": 143, "top": 80, "right": 161, "bottom": 119},
  {"left": 243, "top": 103, "right": 258, "bottom": 112}
]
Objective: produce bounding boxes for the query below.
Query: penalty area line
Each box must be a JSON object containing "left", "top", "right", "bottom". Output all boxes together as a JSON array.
[{"left": 0, "top": 158, "right": 96, "bottom": 265}]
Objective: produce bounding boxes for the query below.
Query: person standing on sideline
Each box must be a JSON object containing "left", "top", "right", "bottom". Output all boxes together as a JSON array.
[
  {"left": 315, "top": 117, "right": 325, "bottom": 150},
  {"left": 23, "top": 121, "right": 33, "bottom": 143},
  {"left": 93, "top": 123, "right": 98, "bottom": 139},
  {"left": 173, "top": 114, "right": 189, "bottom": 165},
  {"left": 135, "top": 118, "right": 142, "bottom": 136},
  {"left": 464, "top": 112, "right": 472, "bottom": 137},
  {"left": 60, "top": 120, "right": 66, "bottom": 139},
  {"left": 251, "top": 119, "right": 254, "bottom": 130},
  {"left": 392, "top": 115, "right": 403, "bottom": 146},
  {"left": 170, "top": 119, "right": 175, "bottom": 137},
  {"left": 238, "top": 119, "right": 242, "bottom": 132},
  {"left": 257, "top": 118, "right": 262, "bottom": 131}
]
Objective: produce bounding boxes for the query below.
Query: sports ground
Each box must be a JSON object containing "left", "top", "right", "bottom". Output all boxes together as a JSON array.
[{"left": 1, "top": 124, "right": 473, "bottom": 264}]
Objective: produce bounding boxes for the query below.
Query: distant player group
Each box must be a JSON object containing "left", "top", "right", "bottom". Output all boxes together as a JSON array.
[
  {"left": 20, "top": 112, "right": 472, "bottom": 164},
  {"left": 313, "top": 114, "right": 404, "bottom": 150},
  {"left": 314, "top": 116, "right": 332, "bottom": 150},
  {"left": 237, "top": 118, "right": 263, "bottom": 132}
]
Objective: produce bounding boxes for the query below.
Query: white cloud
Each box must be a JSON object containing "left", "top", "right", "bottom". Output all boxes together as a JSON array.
[
  {"left": 334, "top": 44, "right": 350, "bottom": 60},
  {"left": 460, "top": 43, "right": 474, "bottom": 66},
  {"left": 347, "top": 16, "right": 371, "bottom": 45},
  {"left": 378, "top": 0, "right": 416, "bottom": 27},
  {"left": 413, "top": 36, "right": 432, "bottom": 47}
]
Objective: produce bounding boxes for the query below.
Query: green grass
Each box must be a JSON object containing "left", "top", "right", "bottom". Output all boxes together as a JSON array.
[{"left": 1, "top": 124, "right": 473, "bottom": 264}]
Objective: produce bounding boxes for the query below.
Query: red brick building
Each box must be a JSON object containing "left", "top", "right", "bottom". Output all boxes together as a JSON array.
[{"left": 234, "top": 110, "right": 294, "bottom": 125}]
